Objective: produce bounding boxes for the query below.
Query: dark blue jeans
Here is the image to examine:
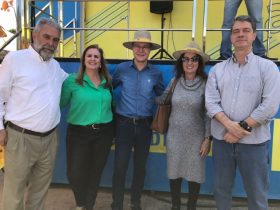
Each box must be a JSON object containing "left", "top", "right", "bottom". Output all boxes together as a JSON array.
[
  {"left": 220, "top": 0, "right": 265, "bottom": 58},
  {"left": 66, "top": 122, "right": 114, "bottom": 210},
  {"left": 111, "top": 115, "right": 152, "bottom": 209},
  {"left": 213, "top": 139, "right": 270, "bottom": 210}
]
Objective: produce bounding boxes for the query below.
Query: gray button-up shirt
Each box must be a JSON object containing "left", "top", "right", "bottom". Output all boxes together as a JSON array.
[{"left": 205, "top": 52, "right": 280, "bottom": 144}]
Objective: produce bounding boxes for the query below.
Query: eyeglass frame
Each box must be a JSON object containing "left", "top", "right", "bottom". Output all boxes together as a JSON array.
[
  {"left": 181, "top": 56, "right": 200, "bottom": 63},
  {"left": 132, "top": 43, "right": 151, "bottom": 51}
]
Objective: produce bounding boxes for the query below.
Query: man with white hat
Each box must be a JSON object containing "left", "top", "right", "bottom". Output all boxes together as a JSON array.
[{"left": 111, "top": 30, "right": 164, "bottom": 210}]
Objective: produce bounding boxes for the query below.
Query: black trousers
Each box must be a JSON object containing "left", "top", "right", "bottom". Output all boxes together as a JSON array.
[{"left": 66, "top": 122, "right": 114, "bottom": 210}]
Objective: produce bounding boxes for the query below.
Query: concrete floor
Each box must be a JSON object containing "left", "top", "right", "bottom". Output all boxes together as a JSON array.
[{"left": 0, "top": 172, "right": 279, "bottom": 210}]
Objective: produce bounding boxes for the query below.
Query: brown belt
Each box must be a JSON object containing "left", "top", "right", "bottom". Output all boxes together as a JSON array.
[{"left": 7, "top": 121, "right": 56, "bottom": 137}]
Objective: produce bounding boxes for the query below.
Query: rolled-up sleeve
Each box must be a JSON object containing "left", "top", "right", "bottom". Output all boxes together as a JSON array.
[
  {"left": 155, "top": 77, "right": 174, "bottom": 104},
  {"left": 112, "top": 66, "right": 121, "bottom": 88},
  {"left": 0, "top": 54, "right": 13, "bottom": 129},
  {"left": 250, "top": 63, "right": 280, "bottom": 124},
  {"left": 205, "top": 67, "right": 224, "bottom": 118},
  {"left": 60, "top": 75, "right": 73, "bottom": 108}
]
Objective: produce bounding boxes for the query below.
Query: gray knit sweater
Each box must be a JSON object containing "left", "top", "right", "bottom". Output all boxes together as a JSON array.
[{"left": 156, "top": 76, "right": 211, "bottom": 183}]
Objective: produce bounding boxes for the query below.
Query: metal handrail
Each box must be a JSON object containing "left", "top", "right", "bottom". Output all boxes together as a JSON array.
[
  {"left": 85, "top": 2, "right": 128, "bottom": 45},
  {"left": 266, "top": 0, "right": 273, "bottom": 56},
  {"left": 86, "top": 1, "right": 125, "bottom": 25},
  {"left": 26, "top": 27, "right": 196, "bottom": 32},
  {"left": 21, "top": 1, "right": 199, "bottom": 58},
  {"left": 64, "top": 18, "right": 77, "bottom": 57},
  {"left": 0, "top": 30, "right": 22, "bottom": 52},
  {"left": 33, "top": 2, "right": 54, "bottom": 19}
]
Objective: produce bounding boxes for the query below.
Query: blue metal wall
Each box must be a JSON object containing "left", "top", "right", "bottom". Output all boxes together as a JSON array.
[{"left": 52, "top": 59, "right": 280, "bottom": 199}]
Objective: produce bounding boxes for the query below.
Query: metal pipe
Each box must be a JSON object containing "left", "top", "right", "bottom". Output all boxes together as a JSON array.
[
  {"left": 22, "top": 0, "right": 29, "bottom": 48},
  {"left": 80, "top": 1, "right": 85, "bottom": 56},
  {"left": 49, "top": 1, "right": 53, "bottom": 18},
  {"left": 58, "top": 1, "right": 63, "bottom": 57},
  {"left": 126, "top": 1, "right": 130, "bottom": 58},
  {"left": 26, "top": 27, "right": 194, "bottom": 32},
  {"left": 16, "top": 0, "right": 24, "bottom": 49},
  {"left": 34, "top": 2, "right": 51, "bottom": 19},
  {"left": 266, "top": 0, "right": 273, "bottom": 56},
  {"left": 202, "top": 0, "right": 208, "bottom": 52},
  {"left": 0, "top": 30, "right": 22, "bottom": 51},
  {"left": 192, "top": 0, "right": 197, "bottom": 41},
  {"left": 73, "top": 2, "right": 77, "bottom": 57}
]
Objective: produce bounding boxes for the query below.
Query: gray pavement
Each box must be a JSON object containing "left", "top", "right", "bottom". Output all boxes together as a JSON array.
[{"left": 0, "top": 172, "right": 279, "bottom": 210}]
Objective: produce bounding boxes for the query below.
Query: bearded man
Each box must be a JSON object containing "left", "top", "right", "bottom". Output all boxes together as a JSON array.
[{"left": 0, "top": 18, "right": 68, "bottom": 210}]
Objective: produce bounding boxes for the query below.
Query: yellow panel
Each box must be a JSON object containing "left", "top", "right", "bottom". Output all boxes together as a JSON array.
[
  {"left": 62, "top": 0, "right": 280, "bottom": 60},
  {"left": 0, "top": 146, "right": 4, "bottom": 169},
  {"left": 272, "top": 119, "right": 280, "bottom": 171},
  {"left": 150, "top": 133, "right": 166, "bottom": 153}
]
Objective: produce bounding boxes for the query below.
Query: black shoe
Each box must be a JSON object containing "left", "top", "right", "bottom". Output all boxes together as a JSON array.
[
  {"left": 260, "top": 55, "right": 278, "bottom": 60},
  {"left": 216, "top": 55, "right": 228, "bottom": 60}
]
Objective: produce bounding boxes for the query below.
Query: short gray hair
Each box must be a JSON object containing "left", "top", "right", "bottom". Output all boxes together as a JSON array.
[{"left": 34, "top": 17, "right": 61, "bottom": 35}]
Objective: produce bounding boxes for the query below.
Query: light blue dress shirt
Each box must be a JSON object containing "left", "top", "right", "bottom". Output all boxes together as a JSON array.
[
  {"left": 206, "top": 52, "right": 280, "bottom": 144},
  {"left": 113, "top": 60, "right": 164, "bottom": 118}
]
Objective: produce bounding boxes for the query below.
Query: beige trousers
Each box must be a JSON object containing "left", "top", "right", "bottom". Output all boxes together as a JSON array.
[{"left": 2, "top": 126, "right": 58, "bottom": 210}]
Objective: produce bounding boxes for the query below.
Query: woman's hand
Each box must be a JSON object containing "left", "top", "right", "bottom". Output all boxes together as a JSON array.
[
  {"left": 200, "top": 137, "right": 211, "bottom": 158},
  {"left": 0, "top": 129, "right": 7, "bottom": 146}
]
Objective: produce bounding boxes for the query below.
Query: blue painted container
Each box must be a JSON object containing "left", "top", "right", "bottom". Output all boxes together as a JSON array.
[{"left": 53, "top": 59, "right": 280, "bottom": 199}]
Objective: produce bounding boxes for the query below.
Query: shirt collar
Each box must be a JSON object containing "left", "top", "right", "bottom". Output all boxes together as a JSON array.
[
  {"left": 130, "top": 59, "right": 150, "bottom": 71},
  {"left": 231, "top": 51, "right": 254, "bottom": 65},
  {"left": 83, "top": 74, "right": 106, "bottom": 88},
  {"left": 28, "top": 45, "right": 52, "bottom": 62}
]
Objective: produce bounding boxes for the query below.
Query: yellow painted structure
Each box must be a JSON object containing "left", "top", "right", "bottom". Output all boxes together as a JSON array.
[
  {"left": 63, "top": 1, "right": 280, "bottom": 60},
  {"left": 272, "top": 119, "right": 280, "bottom": 171}
]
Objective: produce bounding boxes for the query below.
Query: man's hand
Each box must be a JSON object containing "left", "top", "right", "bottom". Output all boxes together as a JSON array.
[
  {"left": 0, "top": 129, "right": 7, "bottom": 146},
  {"left": 224, "top": 132, "right": 240, "bottom": 143},
  {"left": 225, "top": 121, "right": 251, "bottom": 139},
  {"left": 214, "top": 112, "right": 251, "bottom": 139}
]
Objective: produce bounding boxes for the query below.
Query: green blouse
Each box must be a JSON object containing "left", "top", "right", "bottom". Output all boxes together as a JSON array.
[{"left": 60, "top": 73, "right": 112, "bottom": 125}]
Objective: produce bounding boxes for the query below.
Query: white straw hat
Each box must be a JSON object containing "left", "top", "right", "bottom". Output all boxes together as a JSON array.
[
  {"left": 173, "top": 41, "right": 210, "bottom": 62},
  {"left": 123, "top": 30, "right": 161, "bottom": 51}
]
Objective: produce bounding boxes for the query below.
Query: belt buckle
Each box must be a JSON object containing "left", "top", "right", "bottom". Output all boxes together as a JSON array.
[{"left": 91, "top": 124, "right": 99, "bottom": 130}]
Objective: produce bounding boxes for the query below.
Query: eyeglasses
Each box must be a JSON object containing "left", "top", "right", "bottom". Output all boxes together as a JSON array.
[
  {"left": 133, "top": 44, "right": 151, "bottom": 51},
  {"left": 181, "top": 56, "right": 199, "bottom": 63}
]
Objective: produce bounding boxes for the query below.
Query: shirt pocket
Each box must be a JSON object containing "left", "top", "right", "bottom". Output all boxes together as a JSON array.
[
  {"left": 241, "top": 76, "right": 261, "bottom": 93},
  {"left": 140, "top": 77, "right": 154, "bottom": 97}
]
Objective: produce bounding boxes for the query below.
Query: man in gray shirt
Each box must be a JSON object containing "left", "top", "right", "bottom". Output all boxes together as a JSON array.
[{"left": 205, "top": 15, "right": 280, "bottom": 210}]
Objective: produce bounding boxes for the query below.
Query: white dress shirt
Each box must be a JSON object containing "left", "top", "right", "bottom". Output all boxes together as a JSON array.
[{"left": 0, "top": 46, "right": 68, "bottom": 132}]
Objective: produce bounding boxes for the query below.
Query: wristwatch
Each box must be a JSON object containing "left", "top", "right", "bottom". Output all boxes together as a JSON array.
[{"left": 239, "top": 120, "right": 252, "bottom": 132}]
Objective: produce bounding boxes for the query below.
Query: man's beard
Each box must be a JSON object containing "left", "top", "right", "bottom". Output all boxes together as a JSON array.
[{"left": 33, "top": 43, "right": 56, "bottom": 61}]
